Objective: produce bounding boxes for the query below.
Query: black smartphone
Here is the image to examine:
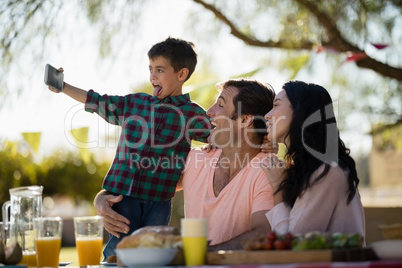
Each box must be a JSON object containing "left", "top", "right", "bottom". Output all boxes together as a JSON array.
[{"left": 44, "top": 64, "right": 64, "bottom": 91}]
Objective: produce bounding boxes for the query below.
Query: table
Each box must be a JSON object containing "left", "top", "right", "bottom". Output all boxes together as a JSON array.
[
  {"left": 59, "top": 261, "right": 402, "bottom": 267},
  {"left": 191, "top": 260, "right": 402, "bottom": 267}
]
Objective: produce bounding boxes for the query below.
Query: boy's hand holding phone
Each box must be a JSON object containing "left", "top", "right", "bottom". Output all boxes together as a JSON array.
[{"left": 45, "top": 64, "right": 64, "bottom": 92}]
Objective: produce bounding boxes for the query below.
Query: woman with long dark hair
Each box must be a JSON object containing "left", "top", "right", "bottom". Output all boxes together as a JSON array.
[{"left": 262, "top": 80, "right": 365, "bottom": 241}]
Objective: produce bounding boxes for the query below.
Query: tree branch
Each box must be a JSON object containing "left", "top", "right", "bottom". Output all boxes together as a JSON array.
[
  {"left": 356, "top": 57, "right": 402, "bottom": 80},
  {"left": 295, "top": 0, "right": 358, "bottom": 51},
  {"left": 192, "top": 0, "right": 314, "bottom": 50},
  {"left": 296, "top": 0, "right": 402, "bottom": 81},
  {"left": 191, "top": 0, "right": 402, "bottom": 82}
]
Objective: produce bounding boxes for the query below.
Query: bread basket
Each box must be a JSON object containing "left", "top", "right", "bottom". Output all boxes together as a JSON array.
[{"left": 378, "top": 223, "right": 402, "bottom": 240}]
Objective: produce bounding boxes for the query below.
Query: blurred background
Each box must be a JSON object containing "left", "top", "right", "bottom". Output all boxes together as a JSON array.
[{"left": 0, "top": 0, "right": 401, "bottom": 246}]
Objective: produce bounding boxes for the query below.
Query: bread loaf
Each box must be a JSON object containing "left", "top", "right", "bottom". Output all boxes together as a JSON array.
[
  {"left": 116, "top": 226, "right": 182, "bottom": 249},
  {"left": 128, "top": 225, "right": 179, "bottom": 236}
]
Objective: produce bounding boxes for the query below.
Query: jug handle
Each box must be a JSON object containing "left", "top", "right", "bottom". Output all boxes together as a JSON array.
[{"left": 2, "top": 201, "right": 11, "bottom": 225}]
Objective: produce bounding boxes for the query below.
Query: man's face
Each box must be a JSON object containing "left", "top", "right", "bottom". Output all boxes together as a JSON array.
[
  {"left": 206, "top": 86, "right": 241, "bottom": 148},
  {"left": 149, "top": 56, "right": 183, "bottom": 99}
]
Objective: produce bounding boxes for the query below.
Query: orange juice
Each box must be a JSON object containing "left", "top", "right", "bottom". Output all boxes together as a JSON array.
[
  {"left": 19, "top": 251, "right": 37, "bottom": 267},
  {"left": 76, "top": 237, "right": 103, "bottom": 266},
  {"left": 182, "top": 236, "right": 208, "bottom": 265},
  {"left": 35, "top": 237, "right": 61, "bottom": 267}
]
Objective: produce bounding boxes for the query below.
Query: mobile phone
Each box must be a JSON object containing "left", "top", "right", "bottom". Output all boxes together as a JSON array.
[{"left": 44, "top": 64, "right": 64, "bottom": 91}]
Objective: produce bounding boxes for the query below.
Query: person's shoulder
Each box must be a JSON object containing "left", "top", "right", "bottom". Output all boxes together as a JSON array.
[
  {"left": 183, "top": 99, "right": 207, "bottom": 112},
  {"left": 127, "top": 92, "right": 151, "bottom": 99},
  {"left": 312, "top": 163, "right": 349, "bottom": 189},
  {"left": 182, "top": 102, "right": 209, "bottom": 125},
  {"left": 189, "top": 147, "right": 220, "bottom": 156},
  {"left": 317, "top": 163, "right": 348, "bottom": 177},
  {"left": 187, "top": 148, "right": 220, "bottom": 161},
  {"left": 124, "top": 92, "right": 154, "bottom": 105}
]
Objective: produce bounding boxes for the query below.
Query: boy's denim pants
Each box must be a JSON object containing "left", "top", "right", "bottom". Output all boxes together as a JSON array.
[{"left": 102, "top": 195, "right": 172, "bottom": 260}]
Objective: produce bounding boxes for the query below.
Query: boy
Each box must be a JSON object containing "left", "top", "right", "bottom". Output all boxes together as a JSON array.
[{"left": 48, "top": 37, "right": 210, "bottom": 257}]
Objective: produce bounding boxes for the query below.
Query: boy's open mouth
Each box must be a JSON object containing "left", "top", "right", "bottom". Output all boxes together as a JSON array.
[{"left": 153, "top": 85, "right": 162, "bottom": 96}]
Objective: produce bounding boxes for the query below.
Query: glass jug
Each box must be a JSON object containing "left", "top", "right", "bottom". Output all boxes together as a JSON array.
[{"left": 2, "top": 185, "right": 43, "bottom": 266}]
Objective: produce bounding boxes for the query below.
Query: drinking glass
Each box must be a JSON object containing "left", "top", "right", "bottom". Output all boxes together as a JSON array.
[
  {"left": 34, "top": 217, "right": 63, "bottom": 267},
  {"left": 73, "top": 216, "right": 103, "bottom": 266},
  {"left": 181, "top": 218, "right": 208, "bottom": 266}
]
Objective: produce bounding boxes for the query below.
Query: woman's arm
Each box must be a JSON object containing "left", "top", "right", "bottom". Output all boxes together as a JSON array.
[
  {"left": 209, "top": 210, "right": 271, "bottom": 250},
  {"left": 267, "top": 165, "right": 349, "bottom": 234},
  {"left": 288, "top": 165, "right": 348, "bottom": 234}
]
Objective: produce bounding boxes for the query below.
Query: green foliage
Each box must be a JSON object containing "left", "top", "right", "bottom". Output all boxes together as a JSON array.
[
  {"left": 282, "top": 54, "right": 310, "bottom": 79},
  {"left": 37, "top": 150, "right": 108, "bottom": 203},
  {"left": 0, "top": 141, "right": 109, "bottom": 221},
  {"left": 372, "top": 121, "right": 402, "bottom": 152},
  {"left": 0, "top": 141, "right": 39, "bottom": 206}
]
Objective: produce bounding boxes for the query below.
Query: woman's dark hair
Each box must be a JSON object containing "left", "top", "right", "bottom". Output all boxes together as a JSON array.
[
  {"left": 217, "top": 78, "right": 276, "bottom": 142},
  {"left": 148, "top": 37, "right": 197, "bottom": 82},
  {"left": 279, "top": 80, "right": 359, "bottom": 207}
]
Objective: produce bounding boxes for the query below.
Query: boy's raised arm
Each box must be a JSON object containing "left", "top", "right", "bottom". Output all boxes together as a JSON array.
[
  {"left": 47, "top": 67, "right": 88, "bottom": 104},
  {"left": 61, "top": 82, "right": 88, "bottom": 103}
]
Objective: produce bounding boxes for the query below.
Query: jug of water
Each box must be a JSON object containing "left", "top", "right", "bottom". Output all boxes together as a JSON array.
[{"left": 2, "top": 185, "right": 43, "bottom": 266}]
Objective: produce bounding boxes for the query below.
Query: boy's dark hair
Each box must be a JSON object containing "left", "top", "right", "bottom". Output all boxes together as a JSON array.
[
  {"left": 216, "top": 78, "right": 276, "bottom": 142},
  {"left": 148, "top": 37, "right": 197, "bottom": 82}
]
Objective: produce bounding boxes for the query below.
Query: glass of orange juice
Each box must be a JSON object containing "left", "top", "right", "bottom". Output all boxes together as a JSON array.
[
  {"left": 33, "top": 217, "right": 63, "bottom": 267},
  {"left": 181, "top": 218, "right": 208, "bottom": 265},
  {"left": 73, "top": 216, "right": 103, "bottom": 266}
]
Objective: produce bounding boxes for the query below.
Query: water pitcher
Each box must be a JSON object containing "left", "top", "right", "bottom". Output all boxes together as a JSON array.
[{"left": 2, "top": 185, "right": 43, "bottom": 264}]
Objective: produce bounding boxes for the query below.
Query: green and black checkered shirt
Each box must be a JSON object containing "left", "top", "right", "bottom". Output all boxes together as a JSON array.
[{"left": 85, "top": 90, "right": 210, "bottom": 201}]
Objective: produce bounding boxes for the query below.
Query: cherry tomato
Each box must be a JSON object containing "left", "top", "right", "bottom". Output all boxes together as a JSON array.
[
  {"left": 267, "top": 231, "right": 277, "bottom": 241},
  {"left": 274, "top": 239, "right": 286, "bottom": 250},
  {"left": 263, "top": 240, "right": 274, "bottom": 250},
  {"left": 284, "top": 232, "right": 294, "bottom": 240}
]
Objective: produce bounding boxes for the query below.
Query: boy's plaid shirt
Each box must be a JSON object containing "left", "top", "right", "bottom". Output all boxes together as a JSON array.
[{"left": 85, "top": 90, "right": 210, "bottom": 201}]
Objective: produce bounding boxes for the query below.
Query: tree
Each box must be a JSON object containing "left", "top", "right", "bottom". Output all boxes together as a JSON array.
[
  {"left": 192, "top": 0, "right": 402, "bottom": 81},
  {"left": 2, "top": 0, "right": 400, "bottom": 209},
  {"left": 188, "top": 0, "right": 402, "bottom": 130},
  {"left": 1, "top": 0, "right": 400, "bottom": 125}
]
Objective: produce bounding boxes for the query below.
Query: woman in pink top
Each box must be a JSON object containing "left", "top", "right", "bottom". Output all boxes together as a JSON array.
[{"left": 262, "top": 81, "right": 365, "bottom": 242}]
